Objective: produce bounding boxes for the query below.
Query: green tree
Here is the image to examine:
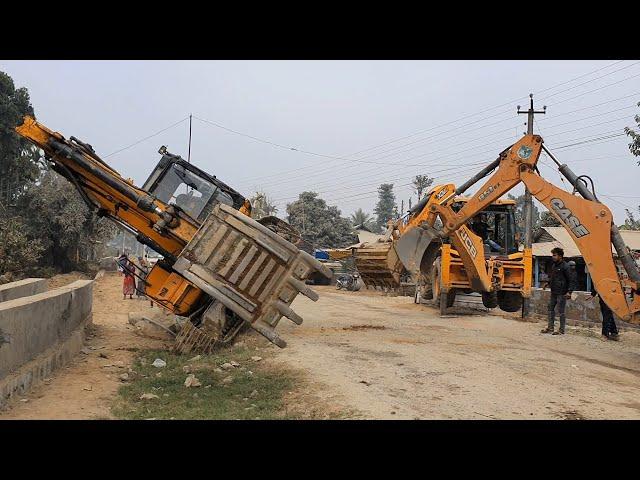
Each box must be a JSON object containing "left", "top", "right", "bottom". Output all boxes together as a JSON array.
[
  {"left": 286, "top": 191, "right": 356, "bottom": 248},
  {"left": 620, "top": 207, "right": 640, "bottom": 230},
  {"left": 249, "top": 191, "right": 278, "bottom": 219},
  {"left": 624, "top": 104, "right": 640, "bottom": 223},
  {"left": 412, "top": 174, "right": 434, "bottom": 200},
  {"left": 0, "top": 216, "right": 44, "bottom": 277},
  {"left": 507, "top": 193, "right": 540, "bottom": 236},
  {"left": 350, "top": 208, "right": 375, "bottom": 230},
  {"left": 625, "top": 101, "right": 640, "bottom": 163},
  {"left": 374, "top": 183, "right": 396, "bottom": 232},
  {"left": 18, "top": 171, "right": 118, "bottom": 271},
  {"left": 539, "top": 210, "right": 561, "bottom": 227},
  {"left": 0, "top": 70, "right": 41, "bottom": 207},
  {"left": 0, "top": 70, "right": 118, "bottom": 275}
]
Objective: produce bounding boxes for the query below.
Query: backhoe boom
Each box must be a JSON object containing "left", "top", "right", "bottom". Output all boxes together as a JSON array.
[{"left": 430, "top": 134, "right": 640, "bottom": 323}]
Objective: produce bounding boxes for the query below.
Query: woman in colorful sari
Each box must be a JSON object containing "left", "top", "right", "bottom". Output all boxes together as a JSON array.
[{"left": 122, "top": 258, "right": 136, "bottom": 299}]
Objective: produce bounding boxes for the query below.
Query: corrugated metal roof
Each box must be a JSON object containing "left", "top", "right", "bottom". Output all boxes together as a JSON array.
[
  {"left": 620, "top": 229, "right": 640, "bottom": 250},
  {"left": 532, "top": 240, "right": 581, "bottom": 258},
  {"left": 532, "top": 226, "right": 640, "bottom": 258}
]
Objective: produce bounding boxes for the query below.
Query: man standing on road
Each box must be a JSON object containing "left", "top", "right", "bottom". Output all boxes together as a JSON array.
[
  {"left": 541, "top": 247, "right": 576, "bottom": 335},
  {"left": 590, "top": 284, "right": 620, "bottom": 341}
]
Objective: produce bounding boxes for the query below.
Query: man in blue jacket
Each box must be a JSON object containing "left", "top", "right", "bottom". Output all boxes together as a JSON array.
[{"left": 541, "top": 247, "right": 576, "bottom": 335}]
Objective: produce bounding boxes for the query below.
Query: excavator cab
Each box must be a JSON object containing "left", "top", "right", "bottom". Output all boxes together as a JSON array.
[
  {"left": 142, "top": 146, "right": 246, "bottom": 222},
  {"left": 451, "top": 197, "right": 520, "bottom": 257}
]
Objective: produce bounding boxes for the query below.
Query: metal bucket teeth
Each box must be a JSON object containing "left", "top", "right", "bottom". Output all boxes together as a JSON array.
[{"left": 173, "top": 204, "right": 331, "bottom": 348}]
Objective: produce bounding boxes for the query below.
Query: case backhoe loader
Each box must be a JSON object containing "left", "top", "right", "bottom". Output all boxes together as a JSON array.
[
  {"left": 357, "top": 135, "right": 640, "bottom": 323},
  {"left": 15, "top": 117, "right": 332, "bottom": 349}
]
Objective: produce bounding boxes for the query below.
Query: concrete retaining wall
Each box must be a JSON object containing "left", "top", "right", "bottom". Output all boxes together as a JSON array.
[
  {"left": 0, "top": 278, "right": 47, "bottom": 303},
  {"left": 0, "top": 279, "right": 93, "bottom": 407}
]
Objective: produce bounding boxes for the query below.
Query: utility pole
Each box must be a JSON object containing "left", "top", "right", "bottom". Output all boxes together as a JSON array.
[
  {"left": 186, "top": 114, "right": 193, "bottom": 194},
  {"left": 518, "top": 94, "right": 546, "bottom": 317},
  {"left": 187, "top": 114, "right": 193, "bottom": 163}
]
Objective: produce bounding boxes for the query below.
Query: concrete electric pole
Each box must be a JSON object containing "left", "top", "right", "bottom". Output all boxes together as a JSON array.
[{"left": 517, "top": 94, "right": 546, "bottom": 317}]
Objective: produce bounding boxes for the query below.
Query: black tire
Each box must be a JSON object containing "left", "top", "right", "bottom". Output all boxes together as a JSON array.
[
  {"left": 419, "top": 245, "right": 440, "bottom": 300},
  {"left": 432, "top": 258, "right": 456, "bottom": 314},
  {"left": 445, "top": 289, "right": 456, "bottom": 308},
  {"left": 497, "top": 290, "right": 523, "bottom": 312},
  {"left": 481, "top": 290, "right": 498, "bottom": 309},
  {"left": 431, "top": 257, "right": 442, "bottom": 303}
]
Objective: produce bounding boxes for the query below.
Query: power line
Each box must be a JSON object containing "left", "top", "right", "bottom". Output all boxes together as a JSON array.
[
  {"left": 268, "top": 117, "right": 632, "bottom": 197},
  {"left": 534, "top": 60, "right": 626, "bottom": 95},
  {"left": 105, "top": 117, "right": 189, "bottom": 158},
  {"left": 221, "top": 61, "right": 637, "bottom": 186},
  {"left": 348, "top": 60, "right": 628, "bottom": 159},
  {"left": 235, "top": 115, "right": 519, "bottom": 191},
  {"left": 600, "top": 194, "right": 637, "bottom": 211},
  {"left": 537, "top": 91, "right": 640, "bottom": 124},
  {"left": 268, "top": 124, "right": 631, "bottom": 205},
  {"left": 539, "top": 61, "right": 640, "bottom": 102},
  {"left": 546, "top": 71, "right": 640, "bottom": 107},
  {"left": 249, "top": 122, "right": 522, "bottom": 191},
  {"left": 271, "top": 159, "right": 491, "bottom": 203},
  {"left": 278, "top": 126, "right": 635, "bottom": 209},
  {"left": 315, "top": 102, "right": 637, "bottom": 191},
  {"left": 552, "top": 132, "right": 628, "bottom": 150}
]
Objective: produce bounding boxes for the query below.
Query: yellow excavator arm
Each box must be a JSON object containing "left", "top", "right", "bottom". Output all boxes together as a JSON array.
[
  {"left": 16, "top": 116, "right": 199, "bottom": 256},
  {"left": 15, "top": 116, "right": 332, "bottom": 348}
]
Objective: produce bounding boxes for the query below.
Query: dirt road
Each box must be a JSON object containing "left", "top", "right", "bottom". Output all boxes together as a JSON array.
[
  {"left": 1, "top": 272, "right": 165, "bottom": 419},
  {"left": 4, "top": 275, "right": 640, "bottom": 419},
  {"left": 274, "top": 287, "right": 640, "bottom": 420}
]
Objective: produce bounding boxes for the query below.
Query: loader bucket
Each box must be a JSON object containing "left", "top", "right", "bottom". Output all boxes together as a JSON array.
[
  {"left": 354, "top": 241, "right": 403, "bottom": 289},
  {"left": 395, "top": 225, "right": 440, "bottom": 275}
]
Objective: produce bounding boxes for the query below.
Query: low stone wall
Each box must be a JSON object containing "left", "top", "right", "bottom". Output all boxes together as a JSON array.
[
  {"left": 0, "top": 278, "right": 47, "bottom": 303},
  {"left": 0, "top": 279, "right": 93, "bottom": 408},
  {"left": 529, "top": 287, "right": 639, "bottom": 331}
]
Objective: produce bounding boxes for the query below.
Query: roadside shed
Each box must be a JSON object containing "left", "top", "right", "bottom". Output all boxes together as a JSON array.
[{"left": 532, "top": 226, "right": 640, "bottom": 291}]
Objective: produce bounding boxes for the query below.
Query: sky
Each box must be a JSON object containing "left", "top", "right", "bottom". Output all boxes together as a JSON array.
[{"left": 2, "top": 60, "right": 639, "bottom": 224}]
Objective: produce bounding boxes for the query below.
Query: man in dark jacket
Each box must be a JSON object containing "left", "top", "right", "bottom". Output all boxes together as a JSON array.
[
  {"left": 541, "top": 247, "right": 576, "bottom": 335},
  {"left": 590, "top": 284, "right": 619, "bottom": 341}
]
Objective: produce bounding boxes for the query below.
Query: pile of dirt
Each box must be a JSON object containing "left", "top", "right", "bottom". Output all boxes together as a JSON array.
[{"left": 47, "top": 271, "right": 91, "bottom": 290}]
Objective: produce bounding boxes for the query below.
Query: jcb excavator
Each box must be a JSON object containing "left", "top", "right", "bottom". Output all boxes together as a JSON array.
[
  {"left": 356, "top": 134, "right": 640, "bottom": 324},
  {"left": 15, "top": 117, "right": 332, "bottom": 349},
  {"left": 355, "top": 190, "right": 528, "bottom": 312}
]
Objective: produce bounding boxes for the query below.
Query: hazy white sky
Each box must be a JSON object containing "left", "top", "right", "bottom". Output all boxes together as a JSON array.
[{"left": 2, "top": 60, "right": 639, "bottom": 222}]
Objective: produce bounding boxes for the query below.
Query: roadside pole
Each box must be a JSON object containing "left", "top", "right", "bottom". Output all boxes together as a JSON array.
[{"left": 518, "top": 94, "right": 546, "bottom": 318}]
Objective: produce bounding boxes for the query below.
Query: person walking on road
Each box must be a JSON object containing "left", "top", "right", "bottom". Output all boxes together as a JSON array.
[
  {"left": 590, "top": 284, "right": 620, "bottom": 341},
  {"left": 122, "top": 257, "right": 136, "bottom": 300},
  {"left": 541, "top": 247, "right": 576, "bottom": 335}
]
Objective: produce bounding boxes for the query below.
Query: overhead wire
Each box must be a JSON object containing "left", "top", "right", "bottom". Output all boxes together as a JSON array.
[
  {"left": 104, "top": 117, "right": 190, "bottom": 158},
  {"left": 217, "top": 61, "right": 635, "bottom": 186}
]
